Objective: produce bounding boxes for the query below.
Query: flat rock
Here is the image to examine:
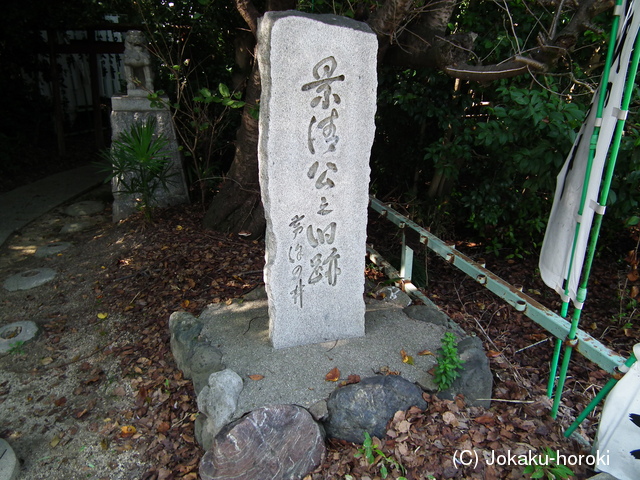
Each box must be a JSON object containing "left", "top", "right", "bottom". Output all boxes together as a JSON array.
[
  {"left": 64, "top": 200, "right": 105, "bottom": 217},
  {"left": 0, "top": 321, "right": 38, "bottom": 353},
  {"left": 3, "top": 268, "right": 57, "bottom": 291},
  {"left": 34, "top": 242, "right": 72, "bottom": 257},
  {"left": 0, "top": 438, "right": 19, "bottom": 480},
  {"left": 199, "top": 404, "right": 325, "bottom": 480},
  {"left": 324, "top": 375, "right": 428, "bottom": 443},
  {"left": 60, "top": 220, "right": 98, "bottom": 234}
]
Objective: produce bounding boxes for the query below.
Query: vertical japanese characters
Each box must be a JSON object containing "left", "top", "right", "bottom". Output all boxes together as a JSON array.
[{"left": 289, "top": 56, "right": 345, "bottom": 309}]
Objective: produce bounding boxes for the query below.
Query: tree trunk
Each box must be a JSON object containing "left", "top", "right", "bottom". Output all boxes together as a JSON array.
[
  {"left": 202, "top": 59, "right": 264, "bottom": 237},
  {"left": 203, "top": 0, "right": 295, "bottom": 238}
]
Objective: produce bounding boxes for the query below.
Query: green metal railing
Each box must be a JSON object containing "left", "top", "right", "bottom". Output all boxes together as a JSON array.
[{"left": 368, "top": 197, "right": 626, "bottom": 374}]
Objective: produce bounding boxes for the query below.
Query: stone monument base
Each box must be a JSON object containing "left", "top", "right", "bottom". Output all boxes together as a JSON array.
[{"left": 169, "top": 288, "right": 493, "bottom": 451}]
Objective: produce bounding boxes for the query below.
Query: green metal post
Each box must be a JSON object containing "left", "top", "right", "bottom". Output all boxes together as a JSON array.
[
  {"left": 547, "top": 0, "right": 624, "bottom": 401},
  {"left": 547, "top": 339, "right": 563, "bottom": 396},
  {"left": 551, "top": 22, "right": 640, "bottom": 418},
  {"left": 565, "top": 353, "right": 637, "bottom": 438}
]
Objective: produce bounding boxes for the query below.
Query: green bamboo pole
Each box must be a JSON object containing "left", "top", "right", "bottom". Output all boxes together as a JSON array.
[
  {"left": 564, "top": 353, "right": 637, "bottom": 438},
  {"left": 547, "top": 0, "right": 624, "bottom": 400},
  {"left": 551, "top": 23, "right": 640, "bottom": 419}
]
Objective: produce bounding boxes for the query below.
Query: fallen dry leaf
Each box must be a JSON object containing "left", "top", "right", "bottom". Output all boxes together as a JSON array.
[
  {"left": 474, "top": 414, "right": 495, "bottom": 425},
  {"left": 400, "top": 349, "right": 414, "bottom": 365},
  {"left": 417, "top": 349, "right": 434, "bottom": 356},
  {"left": 325, "top": 367, "right": 340, "bottom": 382},
  {"left": 120, "top": 425, "right": 137, "bottom": 438},
  {"left": 50, "top": 433, "right": 62, "bottom": 448},
  {"left": 157, "top": 421, "right": 171, "bottom": 433},
  {"left": 248, "top": 374, "right": 264, "bottom": 381},
  {"left": 340, "top": 374, "right": 361, "bottom": 386}
]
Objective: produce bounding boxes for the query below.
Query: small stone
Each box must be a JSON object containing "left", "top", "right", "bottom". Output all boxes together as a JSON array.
[
  {"left": 0, "top": 438, "right": 19, "bottom": 480},
  {"left": 60, "top": 220, "right": 97, "bottom": 234},
  {"left": 324, "top": 375, "right": 427, "bottom": 443},
  {"left": 0, "top": 321, "right": 38, "bottom": 353},
  {"left": 376, "top": 286, "right": 412, "bottom": 307},
  {"left": 3, "top": 268, "right": 57, "bottom": 291},
  {"left": 309, "top": 399, "right": 329, "bottom": 421},
  {"left": 34, "top": 242, "right": 73, "bottom": 257},
  {"left": 64, "top": 200, "right": 105, "bottom": 217},
  {"left": 196, "top": 369, "right": 244, "bottom": 451},
  {"left": 200, "top": 404, "right": 325, "bottom": 480}
]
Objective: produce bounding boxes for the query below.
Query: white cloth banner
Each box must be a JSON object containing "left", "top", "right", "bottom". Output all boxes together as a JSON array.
[
  {"left": 539, "top": 0, "right": 640, "bottom": 303},
  {"left": 595, "top": 343, "right": 640, "bottom": 480}
]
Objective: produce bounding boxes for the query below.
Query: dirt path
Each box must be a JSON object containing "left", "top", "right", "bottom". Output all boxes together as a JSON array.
[{"left": 0, "top": 187, "right": 175, "bottom": 480}]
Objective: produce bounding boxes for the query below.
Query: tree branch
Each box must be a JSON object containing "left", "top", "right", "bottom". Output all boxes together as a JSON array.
[{"left": 234, "top": 0, "right": 260, "bottom": 36}]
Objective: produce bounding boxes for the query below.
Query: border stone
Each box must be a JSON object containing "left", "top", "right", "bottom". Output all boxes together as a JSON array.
[
  {"left": 418, "top": 336, "right": 493, "bottom": 408},
  {"left": 64, "top": 200, "right": 105, "bottom": 217},
  {"left": 199, "top": 404, "right": 325, "bottom": 480},
  {"left": 168, "top": 311, "right": 225, "bottom": 394},
  {"left": 195, "top": 369, "right": 244, "bottom": 451},
  {"left": 3, "top": 269, "right": 57, "bottom": 291},
  {"left": 34, "top": 242, "right": 72, "bottom": 257},
  {"left": 0, "top": 438, "right": 19, "bottom": 480},
  {"left": 324, "top": 375, "right": 428, "bottom": 443}
]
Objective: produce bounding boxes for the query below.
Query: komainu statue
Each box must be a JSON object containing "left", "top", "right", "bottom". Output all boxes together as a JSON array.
[{"left": 123, "top": 30, "right": 154, "bottom": 94}]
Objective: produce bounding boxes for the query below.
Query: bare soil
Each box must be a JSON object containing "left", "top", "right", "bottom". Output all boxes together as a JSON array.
[{"left": 0, "top": 185, "right": 638, "bottom": 479}]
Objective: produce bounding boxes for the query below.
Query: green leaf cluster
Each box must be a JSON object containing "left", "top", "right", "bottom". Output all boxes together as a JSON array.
[
  {"left": 99, "top": 118, "right": 175, "bottom": 221},
  {"left": 8, "top": 341, "right": 26, "bottom": 355},
  {"left": 523, "top": 447, "right": 574, "bottom": 479},
  {"left": 354, "top": 432, "right": 407, "bottom": 480},
  {"left": 434, "top": 332, "right": 465, "bottom": 391}
]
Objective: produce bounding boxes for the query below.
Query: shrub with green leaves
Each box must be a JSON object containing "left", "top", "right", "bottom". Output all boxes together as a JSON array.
[
  {"left": 354, "top": 432, "right": 407, "bottom": 480},
  {"left": 100, "top": 117, "right": 175, "bottom": 221},
  {"left": 434, "top": 332, "right": 465, "bottom": 391}
]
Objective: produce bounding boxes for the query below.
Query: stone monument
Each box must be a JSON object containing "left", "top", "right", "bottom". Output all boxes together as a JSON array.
[
  {"left": 109, "top": 30, "right": 189, "bottom": 221},
  {"left": 257, "top": 12, "right": 377, "bottom": 349}
]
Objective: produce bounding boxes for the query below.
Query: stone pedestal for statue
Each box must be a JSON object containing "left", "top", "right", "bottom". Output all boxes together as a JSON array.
[
  {"left": 109, "top": 96, "right": 189, "bottom": 221},
  {"left": 109, "top": 30, "right": 188, "bottom": 221}
]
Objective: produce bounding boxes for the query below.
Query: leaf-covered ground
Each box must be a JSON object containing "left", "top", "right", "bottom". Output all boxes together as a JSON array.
[{"left": 1, "top": 195, "right": 638, "bottom": 479}]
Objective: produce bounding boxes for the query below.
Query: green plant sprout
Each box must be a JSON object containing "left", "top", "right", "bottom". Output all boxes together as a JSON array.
[
  {"left": 355, "top": 432, "right": 407, "bottom": 480},
  {"left": 434, "top": 332, "right": 465, "bottom": 391},
  {"left": 523, "top": 447, "right": 574, "bottom": 479},
  {"left": 99, "top": 117, "right": 175, "bottom": 222},
  {"left": 8, "top": 340, "right": 25, "bottom": 355}
]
